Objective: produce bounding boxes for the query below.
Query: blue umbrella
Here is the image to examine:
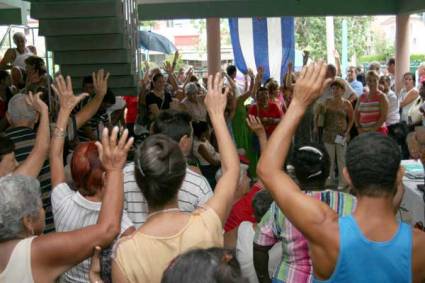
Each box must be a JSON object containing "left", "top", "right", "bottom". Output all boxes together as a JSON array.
[{"left": 138, "top": 30, "right": 176, "bottom": 54}]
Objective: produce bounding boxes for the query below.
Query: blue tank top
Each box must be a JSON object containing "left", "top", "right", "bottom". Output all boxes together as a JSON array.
[{"left": 313, "top": 215, "right": 412, "bottom": 283}]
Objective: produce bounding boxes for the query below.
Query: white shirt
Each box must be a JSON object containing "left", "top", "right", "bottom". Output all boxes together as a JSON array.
[
  {"left": 51, "top": 183, "right": 134, "bottom": 283},
  {"left": 123, "top": 162, "right": 213, "bottom": 228},
  {"left": 236, "top": 221, "right": 282, "bottom": 283},
  {"left": 386, "top": 90, "right": 400, "bottom": 126},
  {"left": 400, "top": 88, "right": 418, "bottom": 123}
]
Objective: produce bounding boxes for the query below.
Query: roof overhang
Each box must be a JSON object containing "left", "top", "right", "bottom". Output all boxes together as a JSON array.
[
  {"left": 0, "top": 0, "right": 30, "bottom": 25},
  {"left": 138, "top": 0, "right": 425, "bottom": 20}
]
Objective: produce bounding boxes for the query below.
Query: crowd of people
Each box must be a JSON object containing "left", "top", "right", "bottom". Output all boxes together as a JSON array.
[{"left": 0, "top": 32, "right": 425, "bottom": 283}]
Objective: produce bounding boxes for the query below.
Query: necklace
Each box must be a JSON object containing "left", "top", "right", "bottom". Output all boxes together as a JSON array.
[{"left": 146, "top": 208, "right": 181, "bottom": 220}]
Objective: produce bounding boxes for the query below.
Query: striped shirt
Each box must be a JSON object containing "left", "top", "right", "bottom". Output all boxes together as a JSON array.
[
  {"left": 5, "top": 126, "right": 54, "bottom": 233},
  {"left": 52, "top": 183, "right": 133, "bottom": 283},
  {"left": 123, "top": 162, "right": 213, "bottom": 228},
  {"left": 254, "top": 190, "right": 356, "bottom": 283},
  {"left": 358, "top": 94, "right": 383, "bottom": 128}
]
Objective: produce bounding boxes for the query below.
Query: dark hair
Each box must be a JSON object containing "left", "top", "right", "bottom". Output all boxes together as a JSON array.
[
  {"left": 403, "top": 72, "right": 416, "bottom": 82},
  {"left": 0, "top": 136, "right": 15, "bottom": 162},
  {"left": 153, "top": 73, "right": 164, "bottom": 82},
  {"left": 346, "top": 133, "right": 401, "bottom": 197},
  {"left": 292, "top": 143, "right": 330, "bottom": 188},
  {"left": 379, "top": 75, "right": 391, "bottom": 85},
  {"left": 192, "top": 121, "right": 209, "bottom": 140},
  {"left": 387, "top": 58, "right": 395, "bottom": 66},
  {"left": 25, "top": 56, "right": 46, "bottom": 76},
  {"left": 82, "top": 76, "right": 93, "bottom": 88},
  {"left": 71, "top": 142, "right": 104, "bottom": 196},
  {"left": 326, "top": 64, "right": 337, "bottom": 77},
  {"left": 103, "top": 88, "right": 116, "bottom": 105},
  {"left": 0, "top": 70, "right": 10, "bottom": 83},
  {"left": 252, "top": 190, "right": 274, "bottom": 222},
  {"left": 135, "top": 134, "right": 186, "bottom": 209},
  {"left": 226, "top": 65, "right": 237, "bottom": 77},
  {"left": 152, "top": 110, "right": 192, "bottom": 143},
  {"left": 162, "top": 248, "right": 244, "bottom": 283}
]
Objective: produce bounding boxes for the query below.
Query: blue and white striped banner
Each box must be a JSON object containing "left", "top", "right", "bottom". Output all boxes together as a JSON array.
[{"left": 229, "top": 17, "right": 297, "bottom": 83}]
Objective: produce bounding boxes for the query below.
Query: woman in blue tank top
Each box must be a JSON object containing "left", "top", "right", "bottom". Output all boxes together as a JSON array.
[{"left": 257, "top": 62, "right": 425, "bottom": 283}]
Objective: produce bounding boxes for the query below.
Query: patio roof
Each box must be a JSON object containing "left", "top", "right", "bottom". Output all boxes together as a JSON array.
[{"left": 137, "top": 0, "right": 425, "bottom": 20}]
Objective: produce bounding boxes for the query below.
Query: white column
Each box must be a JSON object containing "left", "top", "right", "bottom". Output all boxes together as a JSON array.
[
  {"left": 395, "top": 14, "right": 410, "bottom": 94},
  {"left": 207, "top": 18, "right": 221, "bottom": 76}
]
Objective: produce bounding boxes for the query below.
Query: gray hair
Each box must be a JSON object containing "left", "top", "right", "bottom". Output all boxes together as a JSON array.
[
  {"left": 7, "top": 93, "right": 36, "bottom": 124},
  {"left": 252, "top": 190, "right": 274, "bottom": 222},
  {"left": 215, "top": 164, "right": 248, "bottom": 185},
  {"left": 0, "top": 175, "right": 41, "bottom": 242},
  {"left": 184, "top": 82, "right": 199, "bottom": 96}
]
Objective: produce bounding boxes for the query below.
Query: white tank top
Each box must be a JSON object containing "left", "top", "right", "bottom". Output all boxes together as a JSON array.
[
  {"left": 0, "top": 236, "right": 35, "bottom": 283},
  {"left": 13, "top": 47, "right": 33, "bottom": 69}
]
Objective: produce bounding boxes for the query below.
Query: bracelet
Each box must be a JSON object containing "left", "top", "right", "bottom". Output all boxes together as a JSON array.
[{"left": 53, "top": 127, "right": 66, "bottom": 138}]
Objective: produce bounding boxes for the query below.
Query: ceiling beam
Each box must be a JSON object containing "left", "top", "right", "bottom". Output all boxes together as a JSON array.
[
  {"left": 398, "top": 0, "right": 425, "bottom": 14},
  {"left": 0, "top": 8, "right": 23, "bottom": 25},
  {"left": 138, "top": 0, "right": 399, "bottom": 20}
]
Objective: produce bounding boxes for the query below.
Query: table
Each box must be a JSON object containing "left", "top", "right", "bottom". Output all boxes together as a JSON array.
[{"left": 401, "top": 178, "right": 425, "bottom": 226}]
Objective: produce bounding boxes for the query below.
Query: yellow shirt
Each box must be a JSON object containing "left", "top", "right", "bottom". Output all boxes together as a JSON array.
[{"left": 114, "top": 207, "right": 223, "bottom": 283}]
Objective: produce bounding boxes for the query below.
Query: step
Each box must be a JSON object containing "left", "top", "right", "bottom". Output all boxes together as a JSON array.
[
  {"left": 60, "top": 63, "right": 135, "bottom": 76},
  {"left": 46, "top": 34, "right": 128, "bottom": 51},
  {"left": 39, "top": 17, "right": 124, "bottom": 36},
  {"left": 71, "top": 75, "right": 138, "bottom": 89},
  {"left": 31, "top": 1, "right": 121, "bottom": 19},
  {"left": 54, "top": 49, "right": 132, "bottom": 65}
]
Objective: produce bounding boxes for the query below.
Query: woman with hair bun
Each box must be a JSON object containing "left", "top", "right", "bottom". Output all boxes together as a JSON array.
[{"left": 112, "top": 73, "right": 241, "bottom": 283}]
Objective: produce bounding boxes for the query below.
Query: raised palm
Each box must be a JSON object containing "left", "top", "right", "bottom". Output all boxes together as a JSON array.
[{"left": 51, "top": 75, "right": 88, "bottom": 113}]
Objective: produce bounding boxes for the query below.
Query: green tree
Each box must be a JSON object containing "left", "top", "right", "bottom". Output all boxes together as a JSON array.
[{"left": 296, "top": 16, "right": 372, "bottom": 61}]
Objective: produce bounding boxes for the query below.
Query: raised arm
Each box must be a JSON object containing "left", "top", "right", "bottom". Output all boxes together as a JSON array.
[
  {"left": 164, "top": 61, "right": 178, "bottom": 92},
  {"left": 247, "top": 115, "right": 267, "bottom": 153},
  {"left": 14, "top": 92, "right": 50, "bottom": 178},
  {"left": 50, "top": 75, "right": 89, "bottom": 188},
  {"left": 400, "top": 89, "right": 418, "bottom": 107},
  {"left": 32, "top": 127, "right": 133, "bottom": 282},
  {"left": 238, "top": 69, "right": 255, "bottom": 103},
  {"left": 204, "top": 73, "right": 240, "bottom": 224},
  {"left": 74, "top": 70, "right": 110, "bottom": 129},
  {"left": 257, "top": 62, "right": 337, "bottom": 242}
]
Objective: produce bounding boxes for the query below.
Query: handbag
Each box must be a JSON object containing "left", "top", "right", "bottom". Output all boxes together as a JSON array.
[{"left": 407, "top": 96, "right": 424, "bottom": 125}]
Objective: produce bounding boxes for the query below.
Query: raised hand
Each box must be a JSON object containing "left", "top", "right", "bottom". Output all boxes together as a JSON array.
[
  {"left": 163, "top": 61, "right": 173, "bottom": 74},
  {"left": 292, "top": 61, "right": 331, "bottom": 109},
  {"left": 95, "top": 127, "right": 134, "bottom": 172},
  {"left": 92, "top": 69, "right": 110, "bottom": 97},
  {"left": 25, "top": 91, "right": 48, "bottom": 113},
  {"left": 257, "top": 66, "right": 264, "bottom": 78},
  {"left": 88, "top": 246, "right": 104, "bottom": 283},
  {"left": 51, "top": 75, "right": 89, "bottom": 114},
  {"left": 247, "top": 68, "right": 255, "bottom": 78},
  {"left": 246, "top": 114, "right": 265, "bottom": 136},
  {"left": 205, "top": 72, "right": 229, "bottom": 117}
]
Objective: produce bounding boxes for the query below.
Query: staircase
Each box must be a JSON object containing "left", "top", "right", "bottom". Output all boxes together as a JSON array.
[{"left": 25, "top": 0, "right": 139, "bottom": 96}]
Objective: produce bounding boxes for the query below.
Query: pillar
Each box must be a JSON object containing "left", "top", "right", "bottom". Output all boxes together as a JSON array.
[
  {"left": 207, "top": 18, "right": 221, "bottom": 76},
  {"left": 395, "top": 14, "right": 410, "bottom": 94}
]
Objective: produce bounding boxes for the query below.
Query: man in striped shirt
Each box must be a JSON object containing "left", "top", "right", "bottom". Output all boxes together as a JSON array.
[
  {"left": 0, "top": 92, "right": 52, "bottom": 231},
  {"left": 124, "top": 110, "right": 213, "bottom": 227}
]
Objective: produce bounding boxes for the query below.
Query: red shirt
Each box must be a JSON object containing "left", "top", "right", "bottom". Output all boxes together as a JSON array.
[
  {"left": 249, "top": 101, "right": 283, "bottom": 136},
  {"left": 123, "top": 96, "right": 138, "bottom": 124},
  {"left": 224, "top": 183, "right": 263, "bottom": 232}
]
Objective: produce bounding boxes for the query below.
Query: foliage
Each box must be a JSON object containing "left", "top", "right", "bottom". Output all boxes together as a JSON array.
[
  {"left": 139, "top": 21, "right": 155, "bottom": 29},
  {"left": 411, "top": 54, "right": 425, "bottom": 63},
  {"left": 359, "top": 53, "right": 425, "bottom": 65},
  {"left": 295, "top": 16, "right": 372, "bottom": 61},
  {"left": 164, "top": 53, "right": 184, "bottom": 71}
]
